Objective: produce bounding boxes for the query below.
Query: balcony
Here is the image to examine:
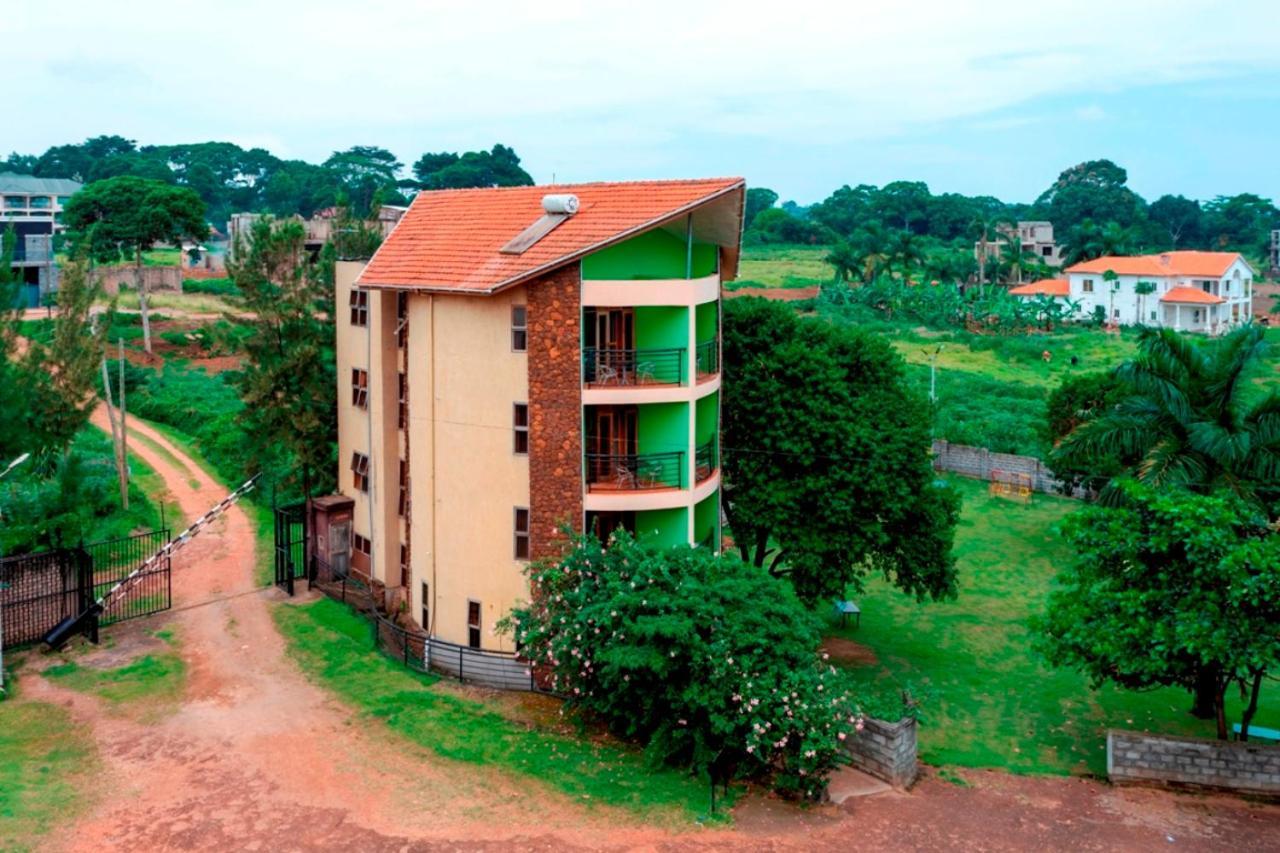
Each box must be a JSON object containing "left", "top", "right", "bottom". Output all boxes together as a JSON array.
[
  {"left": 694, "top": 438, "right": 718, "bottom": 483},
  {"left": 695, "top": 339, "right": 719, "bottom": 379},
  {"left": 583, "top": 346, "right": 685, "bottom": 387},
  {"left": 585, "top": 451, "right": 684, "bottom": 491}
]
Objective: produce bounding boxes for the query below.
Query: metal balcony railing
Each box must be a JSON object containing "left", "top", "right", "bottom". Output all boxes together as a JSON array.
[
  {"left": 585, "top": 451, "right": 685, "bottom": 490},
  {"left": 583, "top": 347, "right": 685, "bottom": 386},
  {"left": 695, "top": 339, "right": 719, "bottom": 377},
  {"left": 695, "top": 438, "right": 719, "bottom": 483}
]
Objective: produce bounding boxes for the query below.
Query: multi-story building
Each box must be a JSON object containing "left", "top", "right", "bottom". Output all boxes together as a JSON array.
[
  {"left": 1010, "top": 251, "right": 1255, "bottom": 332},
  {"left": 333, "top": 178, "right": 744, "bottom": 650},
  {"left": 974, "top": 220, "right": 1063, "bottom": 275},
  {"left": 1, "top": 172, "right": 82, "bottom": 307}
]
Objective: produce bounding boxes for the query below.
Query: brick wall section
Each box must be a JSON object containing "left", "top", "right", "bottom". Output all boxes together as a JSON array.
[
  {"left": 843, "top": 717, "right": 919, "bottom": 788},
  {"left": 1108, "top": 730, "right": 1280, "bottom": 796},
  {"left": 527, "top": 266, "right": 583, "bottom": 560},
  {"left": 931, "top": 439, "right": 1087, "bottom": 498}
]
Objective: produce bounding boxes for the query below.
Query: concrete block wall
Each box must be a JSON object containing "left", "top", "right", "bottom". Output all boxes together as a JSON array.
[
  {"left": 1108, "top": 729, "right": 1280, "bottom": 796},
  {"left": 931, "top": 439, "right": 1086, "bottom": 498},
  {"left": 844, "top": 717, "right": 919, "bottom": 788}
]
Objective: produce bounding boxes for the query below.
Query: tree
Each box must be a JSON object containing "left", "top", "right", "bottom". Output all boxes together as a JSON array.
[
  {"left": 229, "top": 217, "right": 337, "bottom": 501},
  {"left": 23, "top": 253, "right": 107, "bottom": 457},
  {"left": 0, "top": 228, "right": 29, "bottom": 459},
  {"left": 1060, "top": 219, "right": 1139, "bottom": 266},
  {"left": 62, "top": 176, "right": 207, "bottom": 354},
  {"left": 412, "top": 144, "right": 533, "bottom": 190},
  {"left": 1035, "top": 482, "right": 1280, "bottom": 739},
  {"left": 1202, "top": 193, "right": 1280, "bottom": 257},
  {"left": 323, "top": 146, "right": 404, "bottom": 214},
  {"left": 504, "top": 531, "right": 862, "bottom": 799},
  {"left": 1043, "top": 370, "right": 1129, "bottom": 492},
  {"left": 1148, "top": 194, "right": 1203, "bottom": 249},
  {"left": 746, "top": 207, "right": 828, "bottom": 245},
  {"left": 1035, "top": 159, "right": 1148, "bottom": 235},
  {"left": 1052, "top": 325, "right": 1280, "bottom": 513},
  {"left": 1134, "top": 279, "right": 1157, "bottom": 325},
  {"left": 721, "top": 297, "right": 960, "bottom": 604},
  {"left": 743, "top": 187, "right": 779, "bottom": 231}
]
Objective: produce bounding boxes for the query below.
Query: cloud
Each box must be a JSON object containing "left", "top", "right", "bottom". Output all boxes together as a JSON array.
[{"left": 1075, "top": 105, "right": 1107, "bottom": 121}]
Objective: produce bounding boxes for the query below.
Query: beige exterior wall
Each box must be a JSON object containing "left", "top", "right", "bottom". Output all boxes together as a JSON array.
[{"left": 405, "top": 286, "right": 531, "bottom": 650}]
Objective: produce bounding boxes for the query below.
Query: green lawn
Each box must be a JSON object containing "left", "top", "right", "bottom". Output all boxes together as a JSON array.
[
  {"left": 829, "top": 476, "right": 1278, "bottom": 777},
  {"left": 733, "top": 244, "right": 830, "bottom": 289},
  {"left": 275, "top": 597, "right": 717, "bottom": 823}
]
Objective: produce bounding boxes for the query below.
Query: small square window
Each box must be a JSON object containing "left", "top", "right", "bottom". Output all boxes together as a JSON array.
[
  {"left": 513, "top": 403, "right": 529, "bottom": 454},
  {"left": 1082, "top": 279, "right": 1094, "bottom": 294},
  {"left": 514, "top": 507, "right": 530, "bottom": 560},
  {"left": 353, "top": 533, "right": 371, "bottom": 556},
  {"left": 511, "top": 305, "right": 528, "bottom": 352},
  {"left": 350, "top": 289, "right": 369, "bottom": 327},
  {"left": 467, "top": 600, "right": 481, "bottom": 649},
  {"left": 351, "top": 368, "right": 369, "bottom": 409},
  {"left": 351, "top": 452, "right": 370, "bottom": 493}
]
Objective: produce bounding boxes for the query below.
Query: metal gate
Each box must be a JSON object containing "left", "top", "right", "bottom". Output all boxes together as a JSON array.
[{"left": 274, "top": 503, "right": 309, "bottom": 594}]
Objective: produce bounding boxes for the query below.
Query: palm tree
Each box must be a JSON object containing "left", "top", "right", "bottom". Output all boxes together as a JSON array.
[
  {"left": 823, "top": 240, "right": 859, "bottom": 284},
  {"left": 888, "top": 230, "right": 924, "bottom": 278},
  {"left": 1134, "top": 280, "right": 1157, "bottom": 326},
  {"left": 1054, "top": 325, "right": 1280, "bottom": 508},
  {"left": 970, "top": 214, "right": 1013, "bottom": 292}
]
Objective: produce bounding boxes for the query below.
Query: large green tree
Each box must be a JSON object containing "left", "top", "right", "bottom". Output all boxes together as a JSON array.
[
  {"left": 1052, "top": 325, "right": 1280, "bottom": 512},
  {"left": 62, "top": 176, "right": 207, "bottom": 354},
  {"left": 721, "top": 297, "right": 959, "bottom": 604},
  {"left": 1036, "top": 482, "right": 1280, "bottom": 739},
  {"left": 1034, "top": 159, "right": 1148, "bottom": 235},
  {"left": 1148, "top": 194, "right": 1204, "bottom": 249},
  {"left": 228, "top": 217, "right": 338, "bottom": 500},
  {"left": 412, "top": 144, "right": 533, "bottom": 190}
]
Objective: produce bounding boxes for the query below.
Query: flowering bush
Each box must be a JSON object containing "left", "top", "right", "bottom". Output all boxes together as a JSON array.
[{"left": 503, "top": 531, "right": 861, "bottom": 799}]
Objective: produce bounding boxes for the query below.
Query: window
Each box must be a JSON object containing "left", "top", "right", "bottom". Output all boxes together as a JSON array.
[
  {"left": 467, "top": 600, "right": 482, "bottom": 649},
  {"left": 513, "top": 403, "right": 529, "bottom": 454},
  {"left": 399, "top": 544, "right": 409, "bottom": 587},
  {"left": 350, "top": 288, "right": 368, "bottom": 326},
  {"left": 1082, "top": 279, "right": 1094, "bottom": 293},
  {"left": 1041, "top": 245, "right": 1052, "bottom": 257},
  {"left": 398, "top": 372, "right": 408, "bottom": 429},
  {"left": 398, "top": 459, "right": 409, "bottom": 517},
  {"left": 421, "top": 581, "right": 430, "bottom": 633},
  {"left": 353, "top": 533, "right": 371, "bottom": 557},
  {"left": 514, "top": 507, "right": 530, "bottom": 560},
  {"left": 1150, "top": 310, "right": 1158, "bottom": 321},
  {"left": 351, "top": 452, "right": 369, "bottom": 492},
  {"left": 396, "top": 292, "right": 408, "bottom": 348},
  {"left": 351, "top": 368, "right": 369, "bottom": 409},
  {"left": 511, "top": 305, "right": 528, "bottom": 352},
  {"left": 1113, "top": 309, "right": 1120, "bottom": 318}
]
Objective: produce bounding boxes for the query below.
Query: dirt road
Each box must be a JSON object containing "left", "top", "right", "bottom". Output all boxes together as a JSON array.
[{"left": 21, "top": 412, "right": 1280, "bottom": 851}]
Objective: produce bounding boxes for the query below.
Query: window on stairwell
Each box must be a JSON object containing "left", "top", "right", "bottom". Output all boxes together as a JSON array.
[
  {"left": 396, "top": 292, "right": 408, "bottom": 348},
  {"left": 513, "top": 403, "right": 529, "bottom": 454},
  {"left": 514, "top": 507, "right": 530, "bottom": 560},
  {"left": 350, "top": 288, "right": 368, "bottom": 326},
  {"left": 467, "top": 600, "right": 482, "bottom": 649},
  {"left": 421, "top": 581, "right": 430, "bottom": 633},
  {"left": 511, "top": 305, "right": 528, "bottom": 352},
  {"left": 399, "top": 543, "right": 408, "bottom": 588},
  {"left": 351, "top": 452, "right": 369, "bottom": 492},
  {"left": 353, "top": 533, "right": 370, "bottom": 557},
  {"left": 352, "top": 368, "right": 369, "bottom": 409},
  {"left": 398, "top": 460, "right": 408, "bottom": 517},
  {"left": 398, "top": 372, "right": 407, "bottom": 429}
]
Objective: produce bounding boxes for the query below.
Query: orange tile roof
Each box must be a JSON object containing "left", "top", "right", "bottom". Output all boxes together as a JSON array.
[
  {"left": 1009, "top": 278, "right": 1069, "bottom": 297},
  {"left": 358, "top": 178, "right": 745, "bottom": 293},
  {"left": 1065, "top": 251, "right": 1243, "bottom": 278},
  {"left": 1160, "top": 286, "right": 1225, "bottom": 305}
]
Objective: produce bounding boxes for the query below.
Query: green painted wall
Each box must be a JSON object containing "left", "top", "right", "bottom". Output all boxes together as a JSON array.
[
  {"left": 695, "top": 301, "right": 718, "bottom": 345},
  {"left": 581, "top": 228, "right": 717, "bottom": 280},
  {"left": 634, "top": 306, "right": 688, "bottom": 352},
  {"left": 636, "top": 507, "right": 688, "bottom": 549},
  {"left": 638, "top": 401, "right": 689, "bottom": 458},
  {"left": 694, "top": 492, "right": 719, "bottom": 547},
  {"left": 695, "top": 392, "right": 718, "bottom": 446}
]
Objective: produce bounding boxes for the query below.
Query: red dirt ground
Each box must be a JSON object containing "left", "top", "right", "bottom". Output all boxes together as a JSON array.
[{"left": 17, "top": 412, "right": 1280, "bottom": 851}]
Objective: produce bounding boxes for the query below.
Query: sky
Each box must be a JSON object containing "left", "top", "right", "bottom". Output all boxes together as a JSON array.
[{"left": 7, "top": 0, "right": 1280, "bottom": 205}]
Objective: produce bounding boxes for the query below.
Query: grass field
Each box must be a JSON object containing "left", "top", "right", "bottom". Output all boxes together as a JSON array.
[
  {"left": 43, "top": 636, "right": 186, "bottom": 723},
  {"left": 828, "top": 476, "right": 1279, "bottom": 777},
  {"left": 275, "top": 597, "right": 719, "bottom": 823},
  {"left": 734, "top": 244, "right": 829, "bottom": 289}
]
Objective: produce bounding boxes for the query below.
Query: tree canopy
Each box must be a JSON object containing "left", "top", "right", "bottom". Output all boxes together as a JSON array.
[{"left": 721, "top": 297, "right": 960, "bottom": 604}]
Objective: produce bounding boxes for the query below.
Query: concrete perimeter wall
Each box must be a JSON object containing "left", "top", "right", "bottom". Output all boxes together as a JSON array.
[
  {"left": 1108, "top": 729, "right": 1280, "bottom": 797},
  {"left": 92, "top": 265, "right": 183, "bottom": 296},
  {"left": 931, "top": 439, "right": 1087, "bottom": 498},
  {"left": 844, "top": 716, "right": 919, "bottom": 788}
]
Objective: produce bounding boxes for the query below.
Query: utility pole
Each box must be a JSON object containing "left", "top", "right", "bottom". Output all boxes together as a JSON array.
[{"left": 922, "top": 344, "right": 945, "bottom": 403}]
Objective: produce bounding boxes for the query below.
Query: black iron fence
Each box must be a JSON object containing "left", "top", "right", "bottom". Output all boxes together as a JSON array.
[
  {"left": 695, "top": 339, "right": 719, "bottom": 377},
  {"left": 0, "top": 529, "right": 171, "bottom": 649},
  {"left": 695, "top": 438, "right": 719, "bottom": 483},
  {"left": 274, "top": 503, "right": 308, "bottom": 594},
  {"left": 583, "top": 347, "right": 685, "bottom": 386},
  {"left": 585, "top": 450, "right": 684, "bottom": 490}
]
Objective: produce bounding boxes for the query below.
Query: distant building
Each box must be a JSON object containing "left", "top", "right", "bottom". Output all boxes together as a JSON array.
[
  {"left": 0, "top": 172, "right": 82, "bottom": 308},
  {"left": 1010, "top": 251, "right": 1255, "bottom": 333},
  {"left": 227, "top": 205, "right": 408, "bottom": 261},
  {"left": 975, "top": 220, "right": 1063, "bottom": 274}
]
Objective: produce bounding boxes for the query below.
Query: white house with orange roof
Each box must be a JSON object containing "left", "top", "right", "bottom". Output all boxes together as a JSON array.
[{"left": 1011, "top": 251, "right": 1254, "bottom": 332}]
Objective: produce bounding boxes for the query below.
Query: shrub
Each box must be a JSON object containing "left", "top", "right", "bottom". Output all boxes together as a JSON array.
[
  {"left": 505, "top": 532, "right": 862, "bottom": 800},
  {"left": 182, "top": 277, "right": 239, "bottom": 296}
]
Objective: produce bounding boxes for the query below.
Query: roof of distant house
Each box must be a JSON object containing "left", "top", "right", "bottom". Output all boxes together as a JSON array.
[
  {"left": 0, "top": 172, "right": 82, "bottom": 195},
  {"left": 358, "top": 178, "right": 745, "bottom": 293},
  {"left": 1065, "top": 251, "right": 1247, "bottom": 278},
  {"left": 1008, "top": 278, "right": 1069, "bottom": 297},
  {"left": 1160, "top": 286, "right": 1225, "bottom": 305}
]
